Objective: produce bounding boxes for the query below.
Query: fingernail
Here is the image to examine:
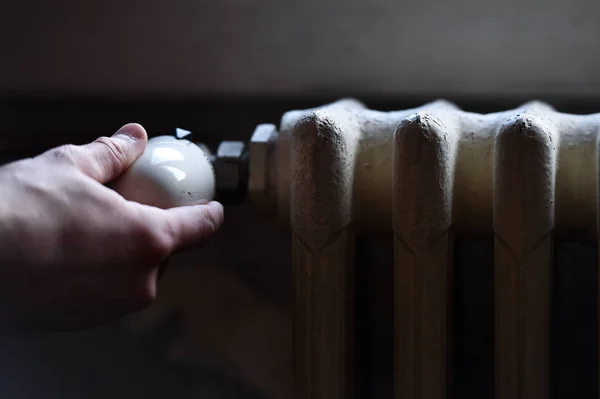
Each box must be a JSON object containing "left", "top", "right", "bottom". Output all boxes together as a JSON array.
[
  {"left": 113, "top": 123, "right": 146, "bottom": 142},
  {"left": 112, "top": 128, "right": 137, "bottom": 142}
]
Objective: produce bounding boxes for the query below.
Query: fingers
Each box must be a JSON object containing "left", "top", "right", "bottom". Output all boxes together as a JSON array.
[
  {"left": 163, "top": 201, "right": 224, "bottom": 250},
  {"left": 82, "top": 123, "right": 148, "bottom": 183},
  {"left": 45, "top": 123, "right": 148, "bottom": 183},
  {"left": 137, "top": 201, "right": 225, "bottom": 254}
]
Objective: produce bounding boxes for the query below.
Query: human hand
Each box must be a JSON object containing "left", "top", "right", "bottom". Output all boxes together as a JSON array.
[{"left": 0, "top": 124, "right": 223, "bottom": 331}]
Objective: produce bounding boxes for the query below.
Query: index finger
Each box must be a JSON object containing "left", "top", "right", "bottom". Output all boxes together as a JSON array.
[{"left": 137, "top": 201, "right": 224, "bottom": 252}]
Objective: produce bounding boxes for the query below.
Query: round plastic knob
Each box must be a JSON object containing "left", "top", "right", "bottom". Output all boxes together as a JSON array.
[{"left": 112, "top": 135, "right": 216, "bottom": 209}]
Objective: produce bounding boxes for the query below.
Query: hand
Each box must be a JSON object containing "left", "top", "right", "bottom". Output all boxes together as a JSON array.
[{"left": 0, "top": 124, "right": 224, "bottom": 331}]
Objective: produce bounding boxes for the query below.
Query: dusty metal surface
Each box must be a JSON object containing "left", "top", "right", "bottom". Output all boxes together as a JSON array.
[{"left": 284, "top": 99, "right": 600, "bottom": 398}]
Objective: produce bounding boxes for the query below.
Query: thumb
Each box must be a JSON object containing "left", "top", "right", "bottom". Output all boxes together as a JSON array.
[{"left": 78, "top": 123, "right": 148, "bottom": 183}]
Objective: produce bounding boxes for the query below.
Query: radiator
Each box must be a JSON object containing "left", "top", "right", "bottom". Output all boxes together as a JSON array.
[{"left": 249, "top": 98, "right": 600, "bottom": 399}]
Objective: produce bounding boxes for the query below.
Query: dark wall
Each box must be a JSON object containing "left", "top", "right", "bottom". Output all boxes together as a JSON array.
[{"left": 1, "top": 0, "right": 599, "bottom": 98}]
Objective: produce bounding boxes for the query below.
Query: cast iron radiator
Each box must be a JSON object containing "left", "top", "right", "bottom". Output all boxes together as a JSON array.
[{"left": 260, "top": 98, "right": 600, "bottom": 399}]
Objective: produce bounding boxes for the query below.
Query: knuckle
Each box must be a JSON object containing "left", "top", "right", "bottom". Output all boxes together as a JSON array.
[
  {"left": 95, "top": 136, "right": 129, "bottom": 166},
  {"left": 133, "top": 282, "right": 157, "bottom": 311},
  {"left": 134, "top": 221, "right": 173, "bottom": 261},
  {"left": 128, "top": 286, "right": 156, "bottom": 313},
  {"left": 184, "top": 209, "right": 218, "bottom": 246},
  {"left": 47, "top": 144, "right": 79, "bottom": 164},
  {"left": 200, "top": 209, "right": 218, "bottom": 238},
  {"left": 148, "top": 232, "right": 173, "bottom": 260}
]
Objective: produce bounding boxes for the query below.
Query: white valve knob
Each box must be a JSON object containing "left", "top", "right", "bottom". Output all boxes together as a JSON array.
[{"left": 112, "top": 135, "right": 216, "bottom": 209}]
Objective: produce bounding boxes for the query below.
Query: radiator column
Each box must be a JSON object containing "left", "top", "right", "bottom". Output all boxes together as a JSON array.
[
  {"left": 291, "top": 105, "right": 361, "bottom": 398},
  {"left": 251, "top": 98, "right": 600, "bottom": 399},
  {"left": 393, "top": 111, "right": 458, "bottom": 399},
  {"left": 493, "top": 114, "right": 556, "bottom": 399}
]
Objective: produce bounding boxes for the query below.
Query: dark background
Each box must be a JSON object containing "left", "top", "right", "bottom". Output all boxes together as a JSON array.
[{"left": 1, "top": 0, "right": 599, "bottom": 397}]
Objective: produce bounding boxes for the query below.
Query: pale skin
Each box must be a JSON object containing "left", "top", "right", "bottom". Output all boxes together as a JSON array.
[{"left": 0, "top": 123, "right": 224, "bottom": 331}]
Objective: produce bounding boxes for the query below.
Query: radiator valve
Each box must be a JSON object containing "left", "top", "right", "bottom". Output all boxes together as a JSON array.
[
  {"left": 112, "top": 131, "right": 252, "bottom": 207},
  {"left": 111, "top": 135, "right": 216, "bottom": 208}
]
